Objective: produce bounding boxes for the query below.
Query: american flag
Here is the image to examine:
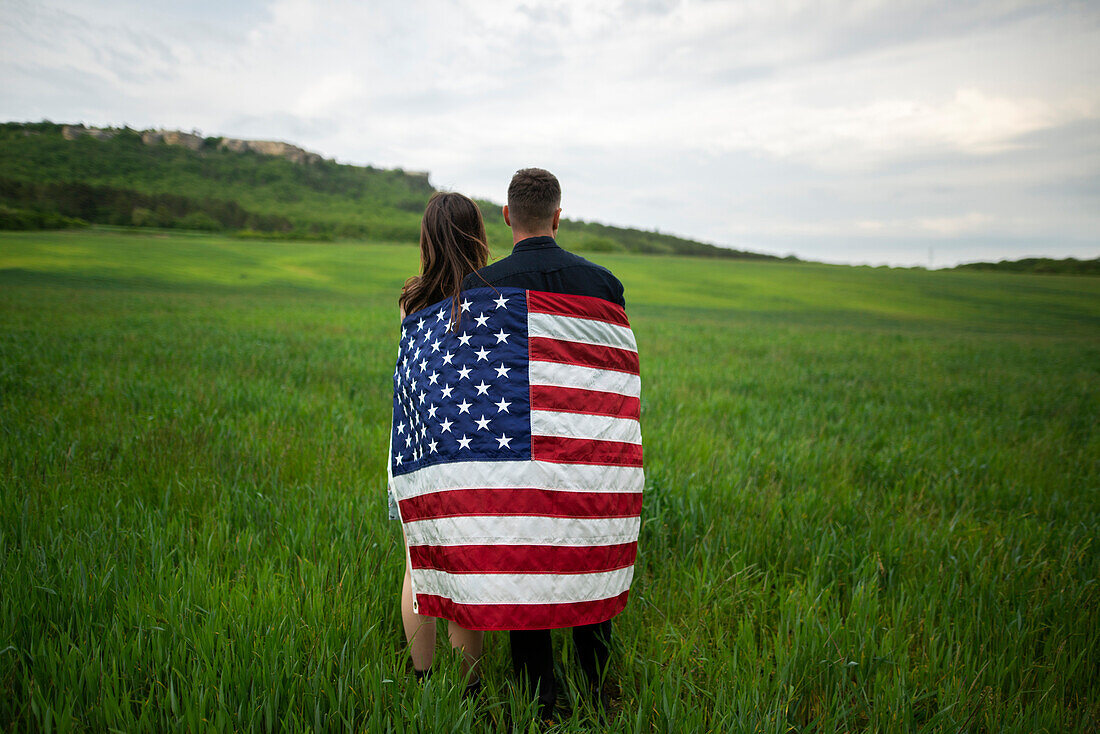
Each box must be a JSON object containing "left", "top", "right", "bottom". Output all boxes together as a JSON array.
[{"left": 388, "top": 287, "right": 643, "bottom": 631}]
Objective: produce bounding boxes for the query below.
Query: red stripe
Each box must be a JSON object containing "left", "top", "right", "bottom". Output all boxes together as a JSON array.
[
  {"left": 527, "top": 290, "right": 630, "bottom": 327},
  {"left": 529, "top": 337, "right": 639, "bottom": 374},
  {"left": 415, "top": 590, "right": 631, "bottom": 631},
  {"left": 530, "top": 384, "right": 641, "bottom": 419},
  {"left": 400, "top": 488, "right": 643, "bottom": 521},
  {"left": 408, "top": 542, "right": 638, "bottom": 574},
  {"left": 532, "top": 435, "right": 643, "bottom": 466}
]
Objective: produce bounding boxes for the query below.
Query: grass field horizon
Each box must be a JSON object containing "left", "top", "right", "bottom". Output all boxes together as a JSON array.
[{"left": 2, "top": 228, "right": 1098, "bottom": 731}]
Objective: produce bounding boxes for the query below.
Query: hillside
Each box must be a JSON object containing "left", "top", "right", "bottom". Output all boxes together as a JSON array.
[{"left": 0, "top": 121, "right": 780, "bottom": 260}]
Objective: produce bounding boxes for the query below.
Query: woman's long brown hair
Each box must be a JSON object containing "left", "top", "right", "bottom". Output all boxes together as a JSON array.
[{"left": 399, "top": 192, "right": 490, "bottom": 329}]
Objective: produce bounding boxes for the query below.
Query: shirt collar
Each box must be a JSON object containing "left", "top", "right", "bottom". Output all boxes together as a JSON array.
[{"left": 512, "top": 236, "right": 559, "bottom": 253}]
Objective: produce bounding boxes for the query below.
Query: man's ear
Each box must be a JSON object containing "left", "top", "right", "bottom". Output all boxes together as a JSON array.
[
  {"left": 551, "top": 208, "right": 561, "bottom": 233},
  {"left": 502, "top": 205, "right": 511, "bottom": 227}
]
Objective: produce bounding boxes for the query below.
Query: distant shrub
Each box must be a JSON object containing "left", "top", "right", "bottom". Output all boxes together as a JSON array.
[
  {"left": 131, "top": 207, "right": 156, "bottom": 227},
  {"left": 574, "top": 235, "right": 623, "bottom": 253},
  {"left": 178, "top": 211, "right": 222, "bottom": 231},
  {"left": 0, "top": 204, "right": 86, "bottom": 230}
]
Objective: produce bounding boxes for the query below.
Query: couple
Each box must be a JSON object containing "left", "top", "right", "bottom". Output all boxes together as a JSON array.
[{"left": 387, "top": 168, "right": 643, "bottom": 719}]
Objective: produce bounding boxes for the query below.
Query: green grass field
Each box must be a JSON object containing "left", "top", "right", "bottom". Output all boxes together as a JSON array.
[{"left": 2, "top": 228, "right": 1098, "bottom": 732}]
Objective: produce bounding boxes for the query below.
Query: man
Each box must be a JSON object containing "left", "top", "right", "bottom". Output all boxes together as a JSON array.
[{"left": 462, "top": 168, "right": 629, "bottom": 717}]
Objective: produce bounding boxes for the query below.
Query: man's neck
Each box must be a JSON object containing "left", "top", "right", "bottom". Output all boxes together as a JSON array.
[{"left": 511, "top": 230, "right": 555, "bottom": 245}]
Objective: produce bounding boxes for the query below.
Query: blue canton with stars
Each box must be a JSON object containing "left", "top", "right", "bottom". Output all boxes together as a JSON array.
[{"left": 391, "top": 287, "right": 531, "bottom": 476}]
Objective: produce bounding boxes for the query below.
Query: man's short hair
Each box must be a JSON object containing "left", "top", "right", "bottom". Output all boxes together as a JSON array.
[{"left": 508, "top": 168, "right": 561, "bottom": 231}]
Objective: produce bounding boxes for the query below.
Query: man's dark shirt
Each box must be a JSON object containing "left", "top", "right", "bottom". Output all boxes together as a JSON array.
[{"left": 461, "top": 236, "right": 625, "bottom": 307}]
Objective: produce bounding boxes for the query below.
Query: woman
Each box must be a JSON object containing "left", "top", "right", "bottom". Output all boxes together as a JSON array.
[{"left": 390, "top": 191, "right": 490, "bottom": 690}]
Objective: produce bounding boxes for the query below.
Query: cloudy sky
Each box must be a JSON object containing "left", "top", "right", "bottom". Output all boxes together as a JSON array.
[{"left": 2, "top": 0, "right": 1098, "bottom": 266}]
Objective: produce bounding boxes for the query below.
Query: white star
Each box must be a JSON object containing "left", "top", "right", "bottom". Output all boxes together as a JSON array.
[
  {"left": 457, "top": 365, "right": 472, "bottom": 380},
  {"left": 428, "top": 439, "right": 438, "bottom": 453},
  {"left": 442, "top": 352, "right": 454, "bottom": 365},
  {"left": 417, "top": 318, "right": 426, "bottom": 331},
  {"left": 493, "top": 295, "right": 508, "bottom": 309},
  {"left": 475, "top": 381, "right": 490, "bottom": 396},
  {"left": 494, "top": 329, "right": 509, "bottom": 344},
  {"left": 456, "top": 399, "right": 472, "bottom": 414},
  {"left": 440, "top": 384, "right": 454, "bottom": 399},
  {"left": 494, "top": 363, "right": 511, "bottom": 379},
  {"left": 457, "top": 332, "right": 472, "bottom": 346},
  {"left": 457, "top": 434, "right": 472, "bottom": 450},
  {"left": 401, "top": 327, "right": 408, "bottom": 339},
  {"left": 395, "top": 454, "right": 403, "bottom": 465},
  {"left": 496, "top": 434, "right": 513, "bottom": 449},
  {"left": 428, "top": 371, "right": 439, "bottom": 385},
  {"left": 420, "top": 424, "right": 427, "bottom": 438},
  {"left": 439, "top": 417, "right": 453, "bottom": 433},
  {"left": 436, "top": 307, "right": 447, "bottom": 322},
  {"left": 418, "top": 391, "right": 426, "bottom": 404},
  {"left": 430, "top": 339, "right": 441, "bottom": 352},
  {"left": 410, "top": 379, "right": 418, "bottom": 391},
  {"left": 494, "top": 398, "right": 511, "bottom": 413},
  {"left": 413, "top": 348, "right": 421, "bottom": 360},
  {"left": 418, "top": 359, "right": 427, "bottom": 372},
  {"left": 474, "top": 346, "right": 490, "bottom": 362},
  {"left": 474, "top": 313, "right": 490, "bottom": 328},
  {"left": 474, "top": 415, "right": 491, "bottom": 431},
  {"left": 405, "top": 435, "right": 413, "bottom": 448},
  {"left": 460, "top": 299, "right": 472, "bottom": 312},
  {"left": 397, "top": 422, "right": 406, "bottom": 435},
  {"left": 427, "top": 404, "right": 438, "bottom": 419}
]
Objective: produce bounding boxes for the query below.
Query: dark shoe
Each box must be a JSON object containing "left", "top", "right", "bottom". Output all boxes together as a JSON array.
[
  {"left": 541, "top": 694, "right": 572, "bottom": 727},
  {"left": 587, "top": 678, "right": 619, "bottom": 723},
  {"left": 413, "top": 667, "right": 431, "bottom": 682},
  {"left": 463, "top": 678, "right": 482, "bottom": 699}
]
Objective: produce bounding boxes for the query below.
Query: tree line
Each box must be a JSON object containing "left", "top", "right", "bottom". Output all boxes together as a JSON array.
[{"left": 953, "top": 257, "right": 1100, "bottom": 276}]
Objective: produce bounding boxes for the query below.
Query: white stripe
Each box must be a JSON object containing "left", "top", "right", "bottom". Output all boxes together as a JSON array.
[
  {"left": 404, "top": 514, "right": 641, "bottom": 546},
  {"left": 391, "top": 460, "right": 644, "bottom": 501},
  {"left": 529, "top": 360, "right": 641, "bottom": 397},
  {"left": 531, "top": 410, "right": 642, "bottom": 445},
  {"left": 414, "top": 565, "right": 635, "bottom": 605},
  {"left": 528, "top": 312, "right": 637, "bottom": 352}
]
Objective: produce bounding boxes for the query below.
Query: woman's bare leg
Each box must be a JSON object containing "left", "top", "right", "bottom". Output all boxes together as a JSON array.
[
  {"left": 401, "top": 528, "right": 482, "bottom": 678},
  {"left": 401, "top": 541, "right": 436, "bottom": 672},
  {"left": 447, "top": 620, "right": 485, "bottom": 680}
]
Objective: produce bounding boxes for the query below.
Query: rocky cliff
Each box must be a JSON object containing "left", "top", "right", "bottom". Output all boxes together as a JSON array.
[{"left": 61, "top": 125, "right": 326, "bottom": 166}]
